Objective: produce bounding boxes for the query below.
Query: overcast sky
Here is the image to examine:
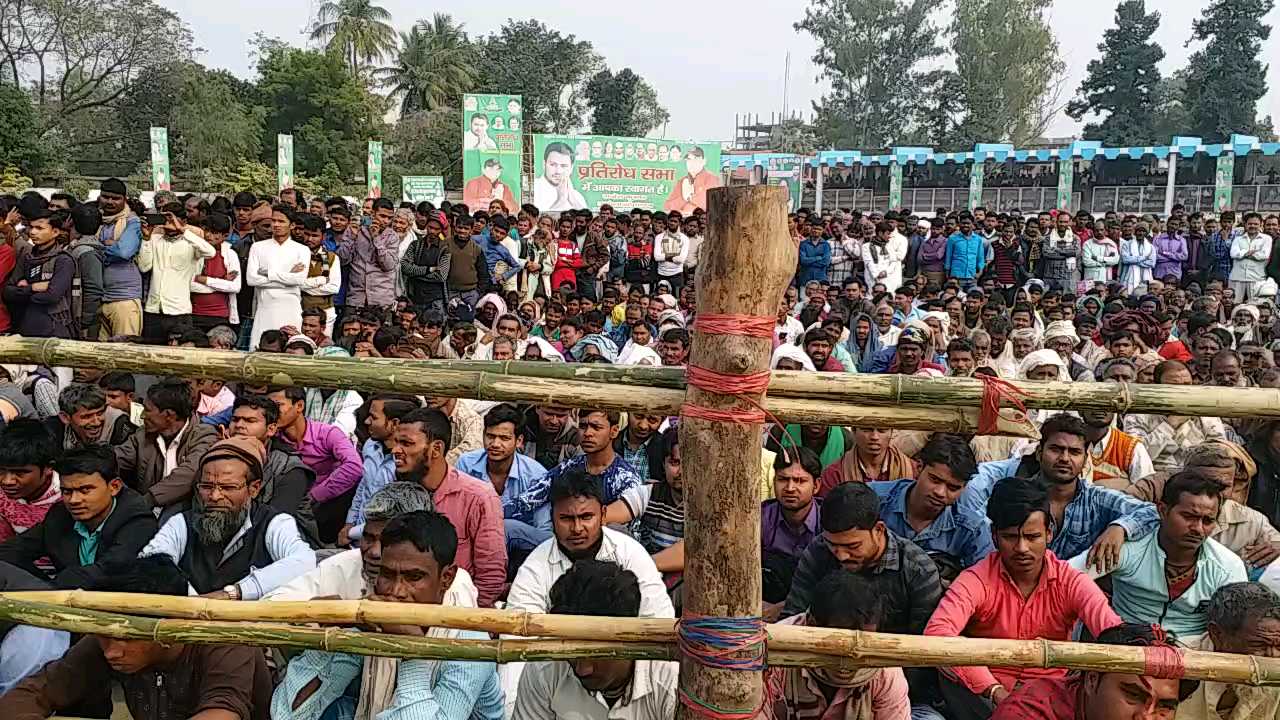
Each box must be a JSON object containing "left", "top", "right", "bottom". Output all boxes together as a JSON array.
[{"left": 160, "top": 0, "right": 1280, "bottom": 147}]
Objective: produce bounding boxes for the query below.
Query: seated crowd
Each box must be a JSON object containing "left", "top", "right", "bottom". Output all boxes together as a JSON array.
[{"left": 0, "top": 185, "right": 1278, "bottom": 719}]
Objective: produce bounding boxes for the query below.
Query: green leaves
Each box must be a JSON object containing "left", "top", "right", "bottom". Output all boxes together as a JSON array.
[
  {"left": 1183, "top": 0, "right": 1274, "bottom": 142},
  {"left": 473, "top": 20, "right": 602, "bottom": 134},
  {"left": 584, "top": 69, "right": 670, "bottom": 137}
]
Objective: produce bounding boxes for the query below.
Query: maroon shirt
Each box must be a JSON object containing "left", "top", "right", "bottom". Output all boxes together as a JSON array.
[
  {"left": 191, "top": 251, "right": 229, "bottom": 318},
  {"left": 990, "top": 677, "right": 1079, "bottom": 720}
]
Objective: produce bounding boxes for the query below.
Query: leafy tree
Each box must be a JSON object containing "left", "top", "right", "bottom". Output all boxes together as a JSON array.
[
  {"left": 795, "top": 0, "right": 943, "bottom": 148},
  {"left": 385, "top": 108, "right": 463, "bottom": 190},
  {"left": 0, "top": 84, "right": 45, "bottom": 173},
  {"left": 1065, "top": 0, "right": 1163, "bottom": 145},
  {"left": 0, "top": 0, "right": 193, "bottom": 149},
  {"left": 771, "top": 119, "right": 819, "bottom": 154},
  {"left": 1149, "top": 71, "right": 1193, "bottom": 142},
  {"left": 376, "top": 14, "right": 477, "bottom": 115},
  {"left": 474, "top": 20, "right": 601, "bottom": 133},
  {"left": 308, "top": 0, "right": 398, "bottom": 73},
  {"left": 584, "top": 68, "right": 670, "bottom": 137},
  {"left": 0, "top": 165, "right": 32, "bottom": 194},
  {"left": 949, "top": 0, "right": 1065, "bottom": 146},
  {"left": 254, "top": 44, "right": 386, "bottom": 181},
  {"left": 170, "top": 68, "right": 265, "bottom": 186},
  {"left": 1183, "top": 0, "right": 1274, "bottom": 142}
]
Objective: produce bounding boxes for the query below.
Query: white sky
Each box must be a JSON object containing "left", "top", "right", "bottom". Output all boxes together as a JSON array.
[{"left": 160, "top": 0, "right": 1280, "bottom": 147}]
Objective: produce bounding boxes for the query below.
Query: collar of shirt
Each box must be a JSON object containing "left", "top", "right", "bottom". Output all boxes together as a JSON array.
[
  {"left": 992, "top": 547, "right": 1065, "bottom": 590},
  {"left": 546, "top": 526, "right": 624, "bottom": 574},
  {"left": 869, "top": 532, "right": 903, "bottom": 575},
  {"left": 74, "top": 498, "right": 117, "bottom": 563},
  {"left": 155, "top": 420, "right": 191, "bottom": 476},
  {"left": 880, "top": 480, "right": 957, "bottom": 542},
  {"left": 433, "top": 466, "right": 485, "bottom": 502}
]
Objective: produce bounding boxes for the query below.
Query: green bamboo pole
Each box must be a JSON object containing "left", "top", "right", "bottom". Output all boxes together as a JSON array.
[
  {"left": 0, "top": 338, "right": 1035, "bottom": 437},
  {"left": 2, "top": 596, "right": 1279, "bottom": 684}
]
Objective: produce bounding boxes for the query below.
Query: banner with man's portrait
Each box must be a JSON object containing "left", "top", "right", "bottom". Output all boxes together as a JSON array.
[
  {"left": 531, "top": 134, "right": 721, "bottom": 213},
  {"left": 461, "top": 93, "right": 523, "bottom": 213}
]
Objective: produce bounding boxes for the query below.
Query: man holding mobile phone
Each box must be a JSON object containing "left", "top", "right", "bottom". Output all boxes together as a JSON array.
[{"left": 137, "top": 202, "right": 215, "bottom": 343}]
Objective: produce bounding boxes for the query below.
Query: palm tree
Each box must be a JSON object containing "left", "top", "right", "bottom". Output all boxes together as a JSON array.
[
  {"left": 308, "top": 0, "right": 398, "bottom": 72},
  {"left": 375, "top": 14, "right": 477, "bottom": 115}
]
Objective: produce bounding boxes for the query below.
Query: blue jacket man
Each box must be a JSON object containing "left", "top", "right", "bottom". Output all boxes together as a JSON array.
[
  {"left": 796, "top": 230, "right": 831, "bottom": 285},
  {"left": 945, "top": 217, "right": 985, "bottom": 283}
]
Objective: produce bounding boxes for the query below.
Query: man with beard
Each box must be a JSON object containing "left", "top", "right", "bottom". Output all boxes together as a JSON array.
[
  {"left": 391, "top": 407, "right": 505, "bottom": 607},
  {"left": 0, "top": 556, "right": 273, "bottom": 720},
  {"left": 926, "top": 477, "right": 1121, "bottom": 720},
  {"left": 513, "top": 560, "right": 679, "bottom": 720},
  {"left": 521, "top": 405, "right": 581, "bottom": 471},
  {"left": 139, "top": 436, "right": 315, "bottom": 599},
  {"left": 1080, "top": 367, "right": 1155, "bottom": 496},
  {"left": 802, "top": 327, "right": 843, "bottom": 372},
  {"left": 783, "top": 481, "right": 941, "bottom": 632},
  {"left": 1086, "top": 471, "right": 1246, "bottom": 642},
  {"left": 267, "top": 482, "right": 475, "bottom": 606},
  {"left": 962, "top": 414, "right": 1159, "bottom": 571},
  {"left": 272, "top": 511, "right": 499, "bottom": 720},
  {"left": 45, "top": 383, "right": 134, "bottom": 451},
  {"left": 869, "top": 434, "right": 992, "bottom": 578}
]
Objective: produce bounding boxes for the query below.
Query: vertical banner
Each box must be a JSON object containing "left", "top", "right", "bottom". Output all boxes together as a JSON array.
[
  {"left": 1056, "top": 158, "right": 1074, "bottom": 211},
  {"left": 968, "top": 161, "right": 985, "bottom": 210},
  {"left": 530, "top": 135, "right": 721, "bottom": 212},
  {"left": 367, "top": 140, "right": 383, "bottom": 199},
  {"left": 402, "top": 176, "right": 445, "bottom": 205},
  {"left": 765, "top": 156, "right": 802, "bottom": 212},
  {"left": 277, "top": 134, "right": 294, "bottom": 192},
  {"left": 149, "top": 127, "right": 171, "bottom": 192},
  {"left": 462, "top": 93, "right": 523, "bottom": 213},
  {"left": 1214, "top": 153, "right": 1235, "bottom": 211},
  {"left": 888, "top": 162, "right": 903, "bottom": 209}
]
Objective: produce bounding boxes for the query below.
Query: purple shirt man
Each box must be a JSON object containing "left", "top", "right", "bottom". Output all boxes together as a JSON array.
[
  {"left": 760, "top": 497, "right": 822, "bottom": 558},
  {"left": 1153, "top": 231, "right": 1188, "bottom": 282},
  {"left": 282, "top": 419, "right": 362, "bottom": 504}
]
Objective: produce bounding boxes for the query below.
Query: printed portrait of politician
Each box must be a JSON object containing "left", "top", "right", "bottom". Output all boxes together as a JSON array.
[
  {"left": 464, "top": 113, "right": 498, "bottom": 151},
  {"left": 533, "top": 141, "right": 588, "bottom": 212},
  {"left": 664, "top": 146, "right": 721, "bottom": 213},
  {"left": 463, "top": 158, "right": 516, "bottom": 212}
]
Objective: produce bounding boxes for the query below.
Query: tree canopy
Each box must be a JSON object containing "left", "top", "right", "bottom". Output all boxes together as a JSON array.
[
  {"left": 1065, "top": 0, "right": 1165, "bottom": 145},
  {"left": 1183, "top": 0, "right": 1274, "bottom": 142},
  {"left": 584, "top": 68, "right": 670, "bottom": 137}
]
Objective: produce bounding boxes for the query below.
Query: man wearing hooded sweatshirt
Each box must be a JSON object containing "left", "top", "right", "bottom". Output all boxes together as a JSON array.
[{"left": 67, "top": 203, "right": 104, "bottom": 341}]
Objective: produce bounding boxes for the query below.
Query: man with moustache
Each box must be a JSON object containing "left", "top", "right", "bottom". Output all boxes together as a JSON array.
[
  {"left": 138, "top": 436, "right": 316, "bottom": 599},
  {"left": 390, "top": 407, "right": 506, "bottom": 607}
]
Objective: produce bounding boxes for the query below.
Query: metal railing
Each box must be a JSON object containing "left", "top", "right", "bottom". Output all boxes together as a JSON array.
[
  {"left": 804, "top": 187, "right": 1080, "bottom": 213},
  {"left": 1088, "top": 185, "right": 1280, "bottom": 214}
]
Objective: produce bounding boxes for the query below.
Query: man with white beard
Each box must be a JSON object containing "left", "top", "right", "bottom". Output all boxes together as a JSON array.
[{"left": 139, "top": 436, "right": 315, "bottom": 599}]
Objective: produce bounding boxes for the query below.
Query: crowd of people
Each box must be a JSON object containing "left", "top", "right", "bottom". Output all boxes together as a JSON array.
[{"left": 0, "top": 178, "right": 1278, "bottom": 720}]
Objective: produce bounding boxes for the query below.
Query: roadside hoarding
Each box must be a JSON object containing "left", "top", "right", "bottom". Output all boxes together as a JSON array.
[
  {"left": 461, "top": 93, "right": 523, "bottom": 212},
  {"left": 531, "top": 134, "right": 722, "bottom": 213}
]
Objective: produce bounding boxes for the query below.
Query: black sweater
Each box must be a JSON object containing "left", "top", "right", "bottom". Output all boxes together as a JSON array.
[{"left": 0, "top": 487, "right": 158, "bottom": 588}]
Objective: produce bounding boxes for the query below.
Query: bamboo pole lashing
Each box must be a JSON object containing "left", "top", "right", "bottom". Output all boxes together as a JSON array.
[
  {"left": 3, "top": 597, "right": 1280, "bottom": 684},
  {"left": 0, "top": 338, "right": 1038, "bottom": 437}
]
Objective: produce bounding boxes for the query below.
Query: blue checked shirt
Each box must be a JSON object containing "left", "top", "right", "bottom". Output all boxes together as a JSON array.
[
  {"left": 543, "top": 453, "right": 643, "bottom": 506},
  {"left": 960, "top": 457, "right": 1160, "bottom": 560},
  {"left": 456, "top": 449, "right": 552, "bottom": 530},
  {"left": 1204, "top": 229, "right": 1236, "bottom": 280},
  {"left": 869, "top": 479, "right": 994, "bottom": 569}
]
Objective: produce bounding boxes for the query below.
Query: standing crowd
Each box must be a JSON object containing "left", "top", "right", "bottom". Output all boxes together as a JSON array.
[{"left": 0, "top": 179, "right": 1277, "bottom": 720}]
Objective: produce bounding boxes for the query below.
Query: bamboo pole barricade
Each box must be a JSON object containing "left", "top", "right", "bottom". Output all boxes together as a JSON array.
[
  {"left": 0, "top": 337, "right": 1036, "bottom": 437},
  {"left": 0, "top": 337, "right": 1276, "bottom": 422},
  {"left": 4, "top": 594, "right": 1280, "bottom": 686}
]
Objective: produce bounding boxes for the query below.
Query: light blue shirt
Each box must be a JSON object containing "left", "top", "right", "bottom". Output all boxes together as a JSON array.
[
  {"left": 868, "top": 479, "right": 994, "bottom": 568},
  {"left": 348, "top": 439, "right": 399, "bottom": 525},
  {"left": 140, "top": 509, "right": 316, "bottom": 600},
  {"left": 455, "top": 449, "right": 551, "bottom": 530},
  {"left": 0, "top": 626, "right": 68, "bottom": 693},
  {"left": 273, "top": 629, "right": 505, "bottom": 720}
]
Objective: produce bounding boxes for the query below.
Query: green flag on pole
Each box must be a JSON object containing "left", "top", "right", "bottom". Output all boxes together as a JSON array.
[
  {"left": 368, "top": 140, "right": 384, "bottom": 199},
  {"left": 149, "top": 127, "right": 171, "bottom": 192},
  {"left": 277, "top": 134, "right": 294, "bottom": 191}
]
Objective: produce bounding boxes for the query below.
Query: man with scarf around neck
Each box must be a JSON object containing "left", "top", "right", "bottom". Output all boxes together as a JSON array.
[
  {"left": 273, "top": 510, "right": 501, "bottom": 720},
  {"left": 93, "top": 177, "right": 144, "bottom": 340},
  {"left": 817, "top": 426, "right": 917, "bottom": 494},
  {"left": 3, "top": 207, "right": 77, "bottom": 339},
  {"left": 763, "top": 570, "right": 910, "bottom": 720},
  {"left": 139, "top": 435, "right": 316, "bottom": 599},
  {"left": 926, "top": 478, "right": 1121, "bottom": 720}
]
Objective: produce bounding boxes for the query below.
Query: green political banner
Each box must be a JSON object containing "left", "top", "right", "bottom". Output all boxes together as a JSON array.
[
  {"left": 968, "top": 162, "right": 985, "bottom": 210},
  {"left": 531, "top": 134, "right": 722, "bottom": 213},
  {"left": 1214, "top": 153, "right": 1235, "bottom": 211},
  {"left": 765, "top": 156, "right": 802, "bottom": 212},
  {"left": 402, "top": 176, "right": 445, "bottom": 205},
  {"left": 1056, "top": 158, "right": 1074, "bottom": 211},
  {"left": 149, "top": 127, "right": 171, "bottom": 192},
  {"left": 888, "top": 162, "right": 903, "bottom": 209},
  {"left": 277, "top": 134, "right": 294, "bottom": 192},
  {"left": 367, "top": 141, "right": 384, "bottom": 199},
  {"left": 462, "top": 93, "right": 523, "bottom": 213}
]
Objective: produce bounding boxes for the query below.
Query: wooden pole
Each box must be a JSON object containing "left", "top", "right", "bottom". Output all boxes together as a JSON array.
[
  {"left": 678, "top": 185, "right": 794, "bottom": 719},
  {"left": 4, "top": 595, "right": 1280, "bottom": 684},
  {"left": 0, "top": 338, "right": 1036, "bottom": 437}
]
